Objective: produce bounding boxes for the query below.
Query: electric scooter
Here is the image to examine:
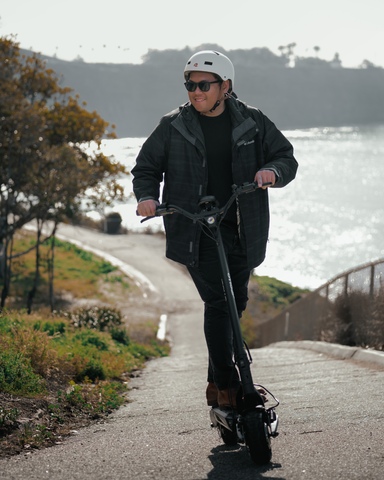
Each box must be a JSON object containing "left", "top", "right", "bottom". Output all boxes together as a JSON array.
[{"left": 140, "top": 181, "right": 279, "bottom": 465}]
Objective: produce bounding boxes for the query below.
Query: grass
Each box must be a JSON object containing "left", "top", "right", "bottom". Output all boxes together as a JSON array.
[
  {"left": 242, "top": 274, "right": 310, "bottom": 347},
  {"left": 0, "top": 308, "right": 169, "bottom": 455},
  {"left": 0, "top": 309, "right": 169, "bottom": 394},
  {"left": 1, "top": 230, "right": 120, "bottom": 306},
  {"left": 0, "top": 230, "right": 169, "bottom": 456},
  {"left": 0, "top": 349, "right": 48, "bottom": 397},
  {"left": 250, "top": 274, "right": 309, "bottom": 309}
]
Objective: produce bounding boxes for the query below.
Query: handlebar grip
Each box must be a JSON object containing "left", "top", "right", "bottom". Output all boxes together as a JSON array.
[{"left": 140, "top": 205, "right": 171, "bottom": 223}]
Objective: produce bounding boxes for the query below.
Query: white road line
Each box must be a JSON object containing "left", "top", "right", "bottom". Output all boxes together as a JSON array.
[{"left": 157, "top": 314, "right": 167, "bottom": 341}]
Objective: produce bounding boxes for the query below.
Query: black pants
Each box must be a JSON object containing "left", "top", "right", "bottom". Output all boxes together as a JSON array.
[{"left": 187, "top": 225, "right": 251, "bottom": 391}]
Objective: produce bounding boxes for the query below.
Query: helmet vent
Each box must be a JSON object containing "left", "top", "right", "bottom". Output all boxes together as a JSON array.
[{"left": 204, "top": 61, "right": 213, "bottom": 65}]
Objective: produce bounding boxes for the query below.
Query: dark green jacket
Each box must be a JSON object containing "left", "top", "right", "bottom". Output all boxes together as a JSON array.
[{"left": 132, "top": 96, "right": 298, "bottom": 269}]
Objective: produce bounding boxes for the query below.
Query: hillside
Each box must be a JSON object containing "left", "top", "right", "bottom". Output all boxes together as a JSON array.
[{"left": 20, "top": 46, "right": 384, "bottom": 138}]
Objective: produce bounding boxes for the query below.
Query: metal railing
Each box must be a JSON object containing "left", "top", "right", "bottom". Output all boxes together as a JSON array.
[{"left": 257, "top": 258, "right": 384, "bottom": 348}]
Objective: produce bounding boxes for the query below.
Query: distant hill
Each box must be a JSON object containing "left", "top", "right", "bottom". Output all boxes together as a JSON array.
[{"left": 20, "top": 45, "right": 384, "bottom": 138}]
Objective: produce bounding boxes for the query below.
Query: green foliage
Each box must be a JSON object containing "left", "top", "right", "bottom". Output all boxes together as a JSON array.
[
  {"left": 0, "top": 35, "right": 128, "bottom": 246},
  {"left": 19, "top": 424, "right": 53, "bottom": 448},
  {"left": 240, "top": 311, "right": 258, "bottom": 348},
  {"left": 252, "top": 275, "right": 309, "bottom": 308},
  {"left": 0, "top": 231, "right": 121, "bottom": 304},
  {"left": 0, "top": 309, "right": 169, "bottom": 395},
  {"left": 47, "top": 404, "right": 64, "bottom": 424},
  {"left": 127, "top": 339, "right": 169, "bottom": 359},
  {"left": 104, "top": 274, "right": 130, "bottom": 290},
  {"left": 33, "top": 320, "right": 66, "bottom": 336},
  {"left": 82, "top": 359, "right": 106, "bottom": 381},
  {"left": 110, "top": 327, "right": 130, "bottom": 346},
  {"left": 54, "top": 238, "right": 118, "bottom": 275},
  {"left": 57, "top": 379, "right": 128, "bottom": 413},
  {"left": 74, "top": 330, "right": 110, "bottom": 351},
  {"left": 0, "top": 350, "right": 47, "bottom": 396}
]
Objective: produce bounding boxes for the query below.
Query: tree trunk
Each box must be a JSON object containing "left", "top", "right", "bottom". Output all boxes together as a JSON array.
[
  {"left": 0, "top": 236, "right": 9, "bottom": 310},
  {"left": 48, "top": 223, "right": 57, "bottom": 313},
  {"left": 0, "top": 234, "right": 13, "bottom": 310},
  {"left": 27, "top": 219, "right": 42, "bottom": 314}
]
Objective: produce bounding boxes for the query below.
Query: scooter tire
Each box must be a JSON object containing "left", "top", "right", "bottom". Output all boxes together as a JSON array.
[
  {"left": 243, "top": 410, "right": 272, "bottom": 465},
  {"left": 218, "top": 423, "right": 238, "bottom": 446}
]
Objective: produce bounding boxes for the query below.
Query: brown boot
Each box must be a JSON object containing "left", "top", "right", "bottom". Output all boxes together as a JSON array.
[
  {"left": 206, "top": 382, "right": 219, "bottom": 407},
  {"left": 218, "top": 387, "right": 239, "bottom": 410}
]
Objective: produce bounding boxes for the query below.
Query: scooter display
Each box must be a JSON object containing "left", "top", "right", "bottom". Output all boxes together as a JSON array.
[{"left": 141, "top": 181, "right": 279, "bottom": 465}]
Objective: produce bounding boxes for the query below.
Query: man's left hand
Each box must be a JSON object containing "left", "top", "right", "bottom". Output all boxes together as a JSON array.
[{"left": 255, "top": 170, "right": 276, "bottom": 189}]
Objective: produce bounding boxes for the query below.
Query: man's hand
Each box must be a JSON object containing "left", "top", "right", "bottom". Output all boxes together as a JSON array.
[
  {"left": 255, "top": 170, "right": 276, "bottom": 189},
  {"left": 137, "top": 199, "right": 159, "bottom": 217}
]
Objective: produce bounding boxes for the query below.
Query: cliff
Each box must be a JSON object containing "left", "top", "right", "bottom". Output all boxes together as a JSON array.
[{"left": 21, "top": 47, "right": 384, "bottom": 138}]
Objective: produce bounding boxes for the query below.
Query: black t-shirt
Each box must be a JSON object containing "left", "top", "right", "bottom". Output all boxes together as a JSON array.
[{"left": 198, "top": 106, "right": 237, "bottom": 227}]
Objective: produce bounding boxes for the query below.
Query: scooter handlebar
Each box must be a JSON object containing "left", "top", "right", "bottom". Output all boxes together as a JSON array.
[{"left": 139, "top": 181, "right": 272, "bottom": 224}]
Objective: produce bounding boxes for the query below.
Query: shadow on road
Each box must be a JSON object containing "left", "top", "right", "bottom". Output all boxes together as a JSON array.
[{"left": 206, "top": 444, "right": 284, "bottom": 480}]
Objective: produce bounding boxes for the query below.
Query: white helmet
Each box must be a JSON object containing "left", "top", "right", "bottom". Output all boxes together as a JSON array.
[{"left": 184, "top": 50, "right": 235, "bottom": 91}]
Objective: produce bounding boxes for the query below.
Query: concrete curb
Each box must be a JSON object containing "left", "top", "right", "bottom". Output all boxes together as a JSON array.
[
  {"left": 54, "top": 232, "right": 159, "bottom": 298},
  {"left": 270, "top": 340, "right": 384, "bottom": 366}
]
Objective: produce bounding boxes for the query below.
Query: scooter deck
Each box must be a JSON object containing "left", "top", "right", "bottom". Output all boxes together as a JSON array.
[{"left": 210, "top": 407, "right": 236, "bottom": 431}]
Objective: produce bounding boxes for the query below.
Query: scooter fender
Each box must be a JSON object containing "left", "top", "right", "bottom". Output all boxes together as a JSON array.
[{"left": 237, "top": 388, "right": 264, "bottom": 413}]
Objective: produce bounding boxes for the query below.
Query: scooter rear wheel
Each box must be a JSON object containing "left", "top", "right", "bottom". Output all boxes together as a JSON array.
[
  {"left": 243, "top": 410, "right": 272, "bottom": 465},
  {"left": 218, "top": 423, "right": 238, "bottom": 446}
]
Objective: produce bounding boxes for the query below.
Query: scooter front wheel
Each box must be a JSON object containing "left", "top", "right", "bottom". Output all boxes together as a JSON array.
[{"left": 243, "top": 410, "right": 272, "bottom": 465}]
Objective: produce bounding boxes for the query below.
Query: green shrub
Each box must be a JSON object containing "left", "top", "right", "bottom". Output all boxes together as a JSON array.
[
  {"left": 33, "top": 320, "right": 66, "bottom": 336},
  {"left": 0, "top": 350, "right": 47, "bottom": 396},
  {"left": 81, "top": 359, "right": 106, "bottom": 381},
  {"left": 74, "top": 330, "right": 110, "bottom": 351},
  {"left": 110, "top": 327, "right": 130, "bottom": 346}
]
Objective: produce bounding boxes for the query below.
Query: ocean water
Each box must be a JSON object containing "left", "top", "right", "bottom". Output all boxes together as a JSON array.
[{"left": 90, "top": 125, "right": 384, "bottom": 290}]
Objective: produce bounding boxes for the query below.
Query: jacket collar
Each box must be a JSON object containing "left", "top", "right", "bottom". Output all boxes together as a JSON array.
[
  {"left": 171, "top": 103, "right": 204, "bottom": 148},
  {"left": 171, "top": 97, "right": 259, "bottom": 147},
  {"left": 226, "top": 96, "right": 259, "bottom": 145}
]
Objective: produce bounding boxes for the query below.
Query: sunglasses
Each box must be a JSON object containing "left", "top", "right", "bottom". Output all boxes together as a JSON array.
[{"left": 184, "top": 80, "right": 222, "bottom": 92}]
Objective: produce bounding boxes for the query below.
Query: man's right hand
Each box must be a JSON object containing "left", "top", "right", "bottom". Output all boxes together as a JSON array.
[{"left": 136, "top": 199, "right": 159, "bottom": 217}]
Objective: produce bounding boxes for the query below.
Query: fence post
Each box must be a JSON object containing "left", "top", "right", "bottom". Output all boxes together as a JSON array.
[
  {"left": 284, "top": 312, "right": 290, "bottom": 339},
  {"left": 370, "top": 264, "right": 375, "bottom": 320}
]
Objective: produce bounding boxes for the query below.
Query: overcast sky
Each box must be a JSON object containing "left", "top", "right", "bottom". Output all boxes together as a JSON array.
[{"left": 1, "top": 0, "right": 383, "bottom": 68}]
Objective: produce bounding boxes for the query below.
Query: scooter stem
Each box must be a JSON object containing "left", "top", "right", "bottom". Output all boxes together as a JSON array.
[{"left": 215, "top": 227, "right": 263, "bottom": 405}]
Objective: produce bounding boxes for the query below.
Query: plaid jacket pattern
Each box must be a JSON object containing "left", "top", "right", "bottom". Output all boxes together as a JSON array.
[{"left": 132, "top": 96, "right": 298, "bottom": 269}]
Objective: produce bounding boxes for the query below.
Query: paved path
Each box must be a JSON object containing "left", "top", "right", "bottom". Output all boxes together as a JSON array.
[{"left": 1, "top": 227, "right": 384, "bottom": 479}]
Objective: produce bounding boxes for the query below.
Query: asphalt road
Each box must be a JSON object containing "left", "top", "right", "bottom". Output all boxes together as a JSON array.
[{"left": 1, "top": 226, "right": 384, "bottom": 479}]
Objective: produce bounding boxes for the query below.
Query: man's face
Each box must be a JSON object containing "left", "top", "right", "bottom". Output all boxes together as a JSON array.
[{"left": 187, "top": 71, "right": 228, "bottom": 117}]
